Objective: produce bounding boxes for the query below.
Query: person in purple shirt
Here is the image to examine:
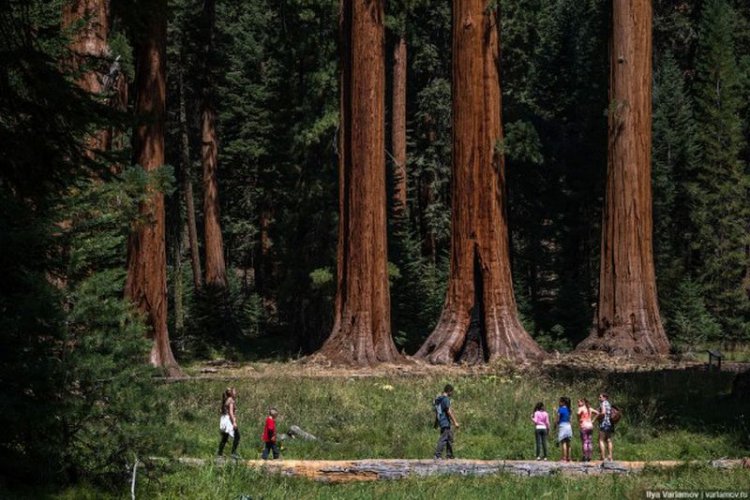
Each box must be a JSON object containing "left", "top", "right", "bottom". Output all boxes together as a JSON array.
[{"left": 531, "top": 402, "right": 550, "bottom": 460}]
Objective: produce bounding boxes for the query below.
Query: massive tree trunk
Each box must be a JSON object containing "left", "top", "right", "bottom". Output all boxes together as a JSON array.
[
  {"left": 577, "top": 0, "right": 669, "bottom": 356},
  {"left": 416, "top": 0, "right": 542, "bottom": 364},
  {"left": 391, "top": 35, "right": 407, "bottom": 220},
  {"left": 125, "top": 0, "right": 181, "bottom": 376},
  {"left": 179, "top": 69, "right": 203, "bottom": 291},
  {"left": 62, "top": 0, "right": 110, "bottom": 152},
  {"left": 200, "top": 0, "right": 228, "bottom": 289},
  {"left": 315, "top": 0, "right": 400, "bottom": 365}
]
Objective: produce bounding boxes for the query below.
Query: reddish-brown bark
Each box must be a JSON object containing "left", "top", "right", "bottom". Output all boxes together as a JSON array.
[
  {"left": 62, "top": 0, "right": 110, "bottom": 152},
  {"left": 577, "top": 0, "right": 669, "bottom": 356},
  {"left": 416, "top": 0, "right": 543, "bottom": 364},
  {"left": 200, "top": 0, "right": 228, "bottom": 289},
  {"left": 391, "top": 35, "right": 408, "bottom": 220},
  {"left": 316, "top": 0, "right": 400, "bottom": 365},
  {"left": 179, "top": 69, "right": 203, "bottom": 291},
  {"left": 125, "top": 1, "right": 181, "bottom": 376}
]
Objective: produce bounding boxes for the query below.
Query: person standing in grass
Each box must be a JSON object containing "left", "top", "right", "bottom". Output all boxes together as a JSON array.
[
  {"left": 556, "top": 396, "right": 573, "bottom": 462},
  {"left": 217, "top": 387, "right": 241, "bottom": 459},
  {"left": 531, "top": 402, "right": 550, "bottom": 460},
  {"left": 433, "top": 384, "right": 460, "bottom": 459},
  {"left": 577, "top": 398, "right": 598, "bottom": 462},
  {"left": 261, "top": 407, "right": 280, "bottom": 460},
  {"left": 598, "top": 393, "right": 615, "bottom": 461}
]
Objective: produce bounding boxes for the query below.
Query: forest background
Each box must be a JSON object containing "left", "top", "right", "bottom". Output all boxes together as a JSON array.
[{"left": 1, "top": 0, "right": 749, "bottom": 489}]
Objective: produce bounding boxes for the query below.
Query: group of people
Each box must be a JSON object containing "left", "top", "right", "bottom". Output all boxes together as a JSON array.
[
  {"left": 217, "top": 385, "right": 616, "bottom": 463},
  {"left": 217, "top": 387, "right": 280, "bottom": 460},
  {"left": 432, "top": 385, "right": 616, "bottom": 462},
  {"left": 531, "top": 393, "right": 616, "bottom": 462}
]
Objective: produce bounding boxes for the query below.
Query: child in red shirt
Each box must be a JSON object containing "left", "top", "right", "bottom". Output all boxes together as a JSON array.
[{"left": 261, "top": 407, "right": 280, "bottom": 460}]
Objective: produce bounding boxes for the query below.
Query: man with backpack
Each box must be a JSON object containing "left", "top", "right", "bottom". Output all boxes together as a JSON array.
[{"left": 434, "top": 384, "right": 460, "bottom": 459}]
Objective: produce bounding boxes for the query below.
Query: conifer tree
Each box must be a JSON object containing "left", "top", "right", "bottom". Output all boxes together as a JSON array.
[{"left": 691, "top": 0, "right": 750, "bottom": 340}]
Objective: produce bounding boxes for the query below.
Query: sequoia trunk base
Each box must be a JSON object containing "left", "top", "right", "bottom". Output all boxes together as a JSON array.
[
  {"left": 416, "top": 0, "right": 542, "bottom": 364},
  {"left": 577, "top": 0, "right": 669, "bottom": 357}
]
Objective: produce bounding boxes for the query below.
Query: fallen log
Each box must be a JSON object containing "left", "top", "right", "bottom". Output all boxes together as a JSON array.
[
  {"left": 287, "top": 425, "right": 318, "bottom": 441},
  {"left": 174, "top": 458, "right": 749, "bottom": 483}
]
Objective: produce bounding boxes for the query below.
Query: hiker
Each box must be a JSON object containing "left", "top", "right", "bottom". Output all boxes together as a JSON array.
[
  {"left": 577, "top": 398, "right": 598, "bottom": 462},
  {"left": 261, "top": 407, "right": 280, "bottom": 460},
  {"left": 598, "top": 393, "right": 615, "bottom": 461},
  {"left": 556, "top": 396, "right": 573, "bottom": 462},
  {"left": 531, "top": 402, "right": 550, "bottom": 460},
  {"left": 433, "top": 384, "right": 460, "bottom": 459},
  {"left": 217, "top": 387, "right": 241, "bottom": 459}
]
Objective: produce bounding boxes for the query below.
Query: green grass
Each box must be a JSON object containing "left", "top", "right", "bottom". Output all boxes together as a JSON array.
[
  {"left": 160, "top": 370, "right": 749, "bottom": 462},
  {"left": 6, "top": 367, "right": 749, "bottom": 499},
  {"left": 36, "top": 467, "right": 750, "bottom": 499}
]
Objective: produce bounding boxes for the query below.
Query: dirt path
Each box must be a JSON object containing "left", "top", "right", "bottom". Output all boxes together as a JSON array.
[{"left": 174, "top": 457, "right": 749, "bottom": 482}]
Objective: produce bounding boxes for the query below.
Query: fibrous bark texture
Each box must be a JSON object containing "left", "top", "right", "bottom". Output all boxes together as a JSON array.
[
  {"left": 391, "top": 35, "right": 407, "bottom": 220},
  {"left": 577, "top": 0, "right": 670, "bottom": 356},
  {"left": 416, "top": 0, "right": 542, "bottom": 364},
  {"left": 62, "top": 0, "right": 110, "bottom": 152},
  {"left": 179, "top": 69, "right": 203, "bottom": 291},
  {"left": 125, "top": 0, "right": 181, "bottom": 376},
  {"left": 200, "top": 0, "right": 228, "bottom": 288},
  {"left": 316, "top": 0, "right": 400, "bottom": 365}
]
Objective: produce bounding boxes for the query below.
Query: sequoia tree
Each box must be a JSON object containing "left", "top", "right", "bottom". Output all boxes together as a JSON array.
[
  {"left": 391, "top": 34, "right": 407, "bottom": 219},
  {"left": 316, "top": 0, "right": 400, "bottom": 365},
  {"left": 200, "top": 0, "right": 228, "bottom": 288},
  {"left": 62, "top": 0, "right": 110, "bottom": 152},
  {"left": 125, "top": 0, "right": 181, "bottom": 375},
  {"left": 416, "top": 0, "right": 543, "bottom": 364},
  {"left": 577, "top": 0, "right": 670, "bottom": 355}
]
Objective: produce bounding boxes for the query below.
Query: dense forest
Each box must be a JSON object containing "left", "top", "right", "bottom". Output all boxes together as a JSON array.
[{"left": 1, "top": 0, "right": 749, "bottom": 484}]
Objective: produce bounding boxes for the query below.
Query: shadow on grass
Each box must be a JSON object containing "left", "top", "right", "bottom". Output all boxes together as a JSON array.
[{"left": 548, "top": 364, "right": 750, "bottom": 452}]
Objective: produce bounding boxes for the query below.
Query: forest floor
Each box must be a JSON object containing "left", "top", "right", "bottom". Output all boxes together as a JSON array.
[{"left": 29, "top": 354, "right": 750, "bottom": 499}]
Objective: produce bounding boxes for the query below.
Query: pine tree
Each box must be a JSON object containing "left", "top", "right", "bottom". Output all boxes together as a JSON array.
[{"left": 691, "top": 0, "right": 750, "bottom": 341}]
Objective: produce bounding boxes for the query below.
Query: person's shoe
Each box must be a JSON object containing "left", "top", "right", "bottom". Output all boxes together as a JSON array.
[
  {"left": 536, "top": 457, "right": 541, "bottom": 461},
  {"left": 231, "top": 453, "right": 242, "bottom": 460},
  {"left": 543, "top": 457, "right": 548, "bottom": 461}
]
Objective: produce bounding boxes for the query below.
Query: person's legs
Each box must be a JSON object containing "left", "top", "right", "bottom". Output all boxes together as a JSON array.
[
  {"left": 541, "top": 429, "right": 548, "bottom": 458},
  {"left": 535, "top": 429, "right": 543, "bottom": 458},
  {"left": 262, "top": 442, "right": 270, "bottom": 460},
  {"left": 607, "top": 436, "right": 613, "bottom": 461},
  {"left": 231, "top": 428, "right": 241, "bottom": 455},
  {"left": 435, "top": 427, "right": 451, "bottom": 458},
  {"left": 217, "top": 432, "right": 229, "bottom": 456},
  {"left": 272, "top": 443, "right": 280, "bottom": 459},
  {"left": 445, "top": 428, "right": 454, "bottom": 458},
  {"left": 582, "top": 429, "right": 592, "bottom": 460},
  {"left": 598, "top": 432, "right": 606, "bottom": 460}
]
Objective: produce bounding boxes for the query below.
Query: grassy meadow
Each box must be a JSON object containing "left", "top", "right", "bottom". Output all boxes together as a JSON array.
[{"left": 10, "top": 364, "right": 750, "bottom": 499}]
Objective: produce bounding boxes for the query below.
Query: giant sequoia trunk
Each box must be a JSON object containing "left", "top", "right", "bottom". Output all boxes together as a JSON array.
[
  {"left": 125, "top": 1, "right": 181, "bottom": 376},
  {"left": 391, "top": 35, "right": 407, "bottom": 220},
  {"left": 200, "top": 0, "right": 228, "bottom": 288},
  {"left": 62, "top": 0, "right": 110, "bottom": 152},
  {"left": 316, "top": 0, "right": 400, "bottom": 365},
  {"left": 416, "top": 0, "right": 542, "bottom": 364},
  {"left": 577, "top": 0, "right": 669, "bottom": 356}
]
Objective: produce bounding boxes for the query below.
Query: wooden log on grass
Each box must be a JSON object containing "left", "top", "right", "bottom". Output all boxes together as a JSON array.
[{"left": 175, "top": 458, "right": 749, "bottom": 483}]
